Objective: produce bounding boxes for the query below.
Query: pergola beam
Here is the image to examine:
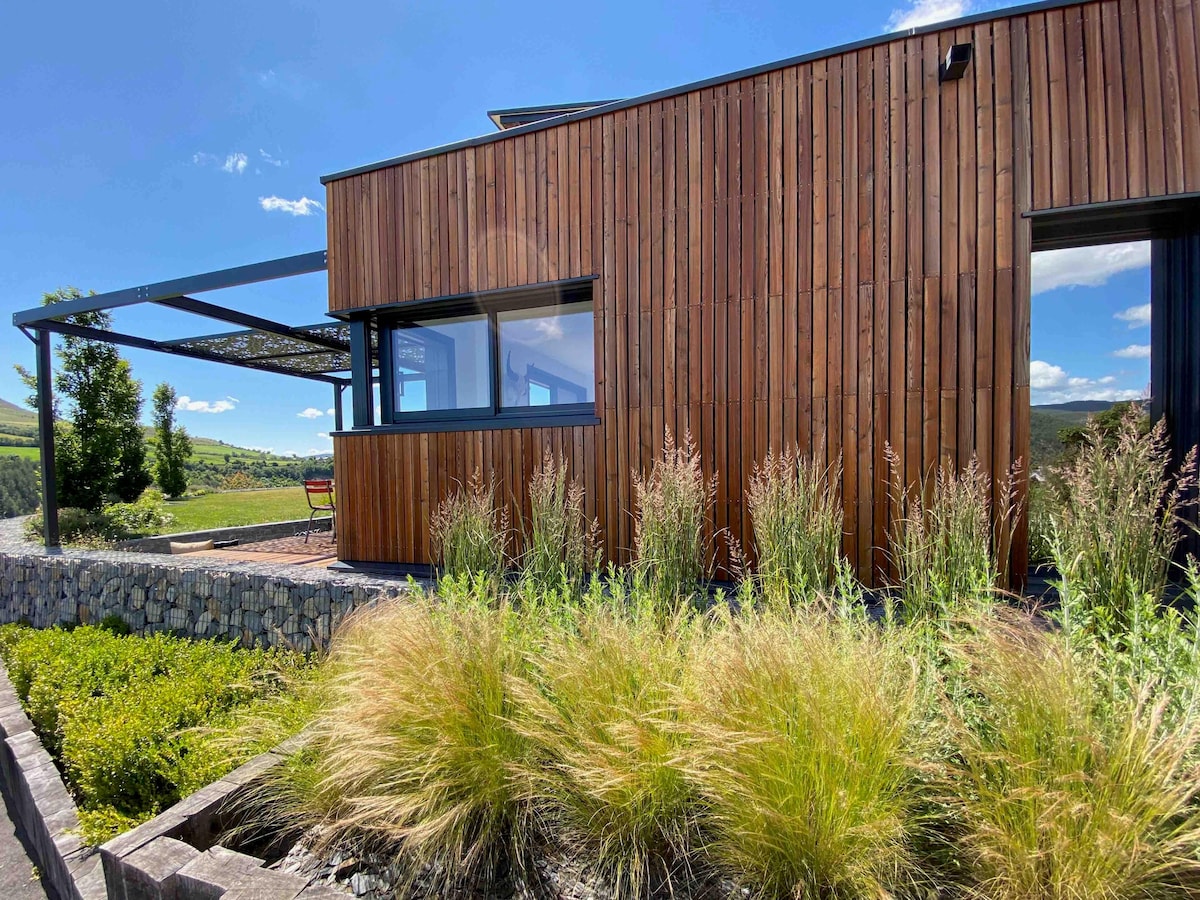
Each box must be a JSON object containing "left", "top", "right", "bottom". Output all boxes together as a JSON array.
[
  {"left": 11, "top": 251, "right": 327, "bottom": 327},
  {"left": 153, "top": 294, "right": 348, "bottom": 353},
  {"left": 35, "top": 329, "right": 59, "bottom": 548},
  {"left": 33, "top": 319, "right": 348, "bottom": 385}
]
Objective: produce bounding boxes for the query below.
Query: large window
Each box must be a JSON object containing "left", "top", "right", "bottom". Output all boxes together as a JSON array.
[
  {"left": 378, "top": 286, "right": 596, "bottom": 427},
  {"left": 392, "top": 315, "right": 490, "bottom": 413}
]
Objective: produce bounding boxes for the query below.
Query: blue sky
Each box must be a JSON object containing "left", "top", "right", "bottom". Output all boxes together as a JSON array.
[{"left": 1, "top": 0, "right": 1149, "bottom": 455}]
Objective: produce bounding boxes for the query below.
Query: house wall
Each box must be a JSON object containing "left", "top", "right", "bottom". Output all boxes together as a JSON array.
[{"left": 327, "top": 0, "right": 1200, "bottom": 581}]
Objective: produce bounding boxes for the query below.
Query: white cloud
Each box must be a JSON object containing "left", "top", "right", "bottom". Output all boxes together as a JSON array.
[
  {"left": 259, "top": 195, "right": 324, "bottom": 216},
  {"left": 886, "top": 0, "right": 969, "bottom": 31},
  {"left": 326, "top": 408, "right": 335, "bottom": 416},
  {"left": 1030, "top": 359, "right": 1145, "bottom": 404},
  {"left": 227, "top": 395, "right": 240, "bottom": 403},
  {"left": 176, "top": 395, "right": 238, "bottom": 414},
  {"left": 1030, "top": 360, "right": 1067, "bottom": 390},
  {"left": 297, "top": 407, "right": 324, "bottom": 419},
  {"left": 534, "top": 319, "right": 564, "bottom": 341},
  {"left": 259, "top": 149, "right": 285, "bottom": 167},
  {"left": 317, "top": 432, "right": 331, "bottom": 440},
  {"left": 1034, "top": 386, "right": 1145, "bottom": 405},
  {"left": 1031, "top": 242, "right": 1151, "bottom": 295},
  {"left": 192, "top": 152, "right": 217, "bottom": 166},
  {"left": 1115, "top": 303, "right": 1152, "bottom": 328},
  {"left": 220, "top": 152, "right": 248, "bottom": 175},
  {"left": 1113, "top": 344, "right": 1151, "bottom": 359}
]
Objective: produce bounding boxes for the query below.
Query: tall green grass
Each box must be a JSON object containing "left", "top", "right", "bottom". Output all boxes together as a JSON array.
[
  {"left": 745, "top": 451, "right": 844, "bottom": 609},
  {"left": 430, "top": 469, "right": 509, "bottom": 582},
  {"left": 886, "top": 448, "right": 1019, "bottom": 622},
  {"left": 519, "top": 607, "right": 698, "bottom": 894},
  {"left": 948, "top": 618, "right": 1200, "bottom": 899},
  {"left": 688, "top": 610, "right": 928, "bottom": 899},
  {"left": 519, "top": 453, "right": 599, "bottom": 597},
  {"left": 632, "top": 432, "right": 715, "bottom": 613},
  {"left": 1051, "top": 404, "right": 1197, "bottom": 635}
]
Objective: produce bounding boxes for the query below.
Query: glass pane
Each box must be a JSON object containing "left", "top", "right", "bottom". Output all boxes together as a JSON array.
[
  {"left": 392, "top": 315, "right": 490, "bottom": 413},
  {"left": 498, "top": 304, "right": 595, "bottom": 408}
]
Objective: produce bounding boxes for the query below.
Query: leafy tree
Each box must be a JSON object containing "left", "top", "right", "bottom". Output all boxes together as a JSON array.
[
  {"left": 15, "top": 288, "right": 152, "bottom": 510},
  {"left": 0, "top": 457, "right": 39, "bottom": 518},
  {"left": 1058, "top": 400, "right": 1150, "bottom": 460},
  {"left": 151, "top": 383, "right": 192, "bottom": 499}
]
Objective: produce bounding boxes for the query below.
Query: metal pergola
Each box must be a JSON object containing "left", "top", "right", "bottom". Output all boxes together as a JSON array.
[{"left": 11, "top": 250, "right": 369, "bottom": 548}]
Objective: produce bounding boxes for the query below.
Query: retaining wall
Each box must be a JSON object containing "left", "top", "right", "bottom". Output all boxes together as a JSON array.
[{"left": 0, "top": 518, "right": 409, "bottom": 651}]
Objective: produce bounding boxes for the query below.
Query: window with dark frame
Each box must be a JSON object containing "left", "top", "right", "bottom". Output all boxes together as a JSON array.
[{"left": 376, "top": 283, "right": 597, "bottom": 429}]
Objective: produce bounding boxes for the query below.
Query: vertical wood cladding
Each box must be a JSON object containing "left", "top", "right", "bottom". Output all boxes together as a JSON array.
[{"left": 328, "top": 0, "right": 1200, "bottom": 581}]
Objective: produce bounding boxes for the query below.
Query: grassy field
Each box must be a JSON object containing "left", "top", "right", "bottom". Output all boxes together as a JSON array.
[
  {"left": 0, "top": 447, "right": 40, "bottom": 461},
  {"left": 163, "top": 487, "right": 313, "bottom": 533}
]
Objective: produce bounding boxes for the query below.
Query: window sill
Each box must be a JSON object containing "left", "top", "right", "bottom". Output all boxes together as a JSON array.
[{"left": 331, "top": 412, "right": 601, "bottom": 436}]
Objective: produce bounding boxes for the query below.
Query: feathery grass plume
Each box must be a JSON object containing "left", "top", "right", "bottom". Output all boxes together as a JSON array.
[
  {"left": 885, "top": 447, "right": 1019, "bottom": 622},
  {"left": 746, "top": 450, "right": 844, "bottom": 609},
  {"left": 1051, "top": 404, "right": 1197, "bottom": 634},
  {"left": 520, "top": 452, "right": 601, "bottom": 598},
  {"left": 947, "top": 617, "right": 1200, "bottom": 899},
  {"left": 244, "top": 600, "right": 538, "bottom": 894},
  {"left": 517, "top": 606, "right": 699, "bottom": 895},
  {"left": 687, "top": 610, "right": 928, "bottom": 899},
  {"left": 430, "top": 469, "right": 509, "bottom": 582},
  {"left": 632, "top": 431, "right": 716, "bottom": 614}
]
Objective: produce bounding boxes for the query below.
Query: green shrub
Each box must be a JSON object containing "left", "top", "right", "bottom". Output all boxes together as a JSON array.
[
  {"left": 689, "top": 611, "right": 929, "bottom": 899},
  {"left": 519, "top": 453, "right": 599, "bottom": 597},
  {"left": 22, "top": 490, "right": 173, "bottom": 546},
  {"left": 0, "top": 626, "right": 306, "bottom": 845},
  {"left": 632, "top": 432, "right": 714, "bottom": 613},
  {"left": 948, "top": 619, "right": 1200, "bottom": 899},
  {"left": 431, "top": 469, "right": 509, "bottom": 582},
  {"left": 745, "top": 451, "right": 844, "bottom": 608},
  {"left": 1051, "top": 405, "right": 1196, "bottom": 635}
]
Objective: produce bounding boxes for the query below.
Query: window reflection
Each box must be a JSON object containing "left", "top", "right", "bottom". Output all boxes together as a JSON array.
[
  {"left": 392, "top": 315, "right": 490, "bottom": 412},
  {"left": 497, "top": 304, "right": 595, "bottom": 408}
]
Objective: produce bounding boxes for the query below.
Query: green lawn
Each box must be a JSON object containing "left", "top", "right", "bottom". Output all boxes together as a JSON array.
[
  {"left": 163, "top": 487, "right": 313, "bottom": 533},
  {"left": 0, "top": 447, "right": 41, "bottom": 461}
]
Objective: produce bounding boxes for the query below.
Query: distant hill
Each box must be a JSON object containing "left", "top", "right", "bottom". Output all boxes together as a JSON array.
[
  {"left": 1030, "top": 401, "right": 1119, "bottom": 472},
  {"left": 0, "top": 397, "right": 326, "bottom": 466}
]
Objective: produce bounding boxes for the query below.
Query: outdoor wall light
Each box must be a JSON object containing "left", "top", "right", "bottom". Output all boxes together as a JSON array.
[{"left": 939, "top": 43, "right": 973, "bottom": 82}]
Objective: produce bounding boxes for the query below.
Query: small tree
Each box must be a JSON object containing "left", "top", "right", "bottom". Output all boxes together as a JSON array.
[
  {"left": 15, "top": 288, "right": 152, "bottom": 510},
  {"left": 151, "top": 383, "right": 192, "bottom": 499}
]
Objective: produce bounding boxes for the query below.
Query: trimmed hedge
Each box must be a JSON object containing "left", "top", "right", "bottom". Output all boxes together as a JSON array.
[{"left": 0, "top": 623, "right": 307, "bottom": 845}]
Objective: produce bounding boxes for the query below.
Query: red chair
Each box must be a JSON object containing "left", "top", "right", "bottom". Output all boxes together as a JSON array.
[{"left": 303, "top": 479, "right": 336, "bottom": 543}]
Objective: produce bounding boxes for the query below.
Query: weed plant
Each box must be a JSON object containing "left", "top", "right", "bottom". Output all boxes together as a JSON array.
[
  {"left": 632, "top": 432, "right": 715, "bottom": 614},
  {"left": 430, "top": 469, "right": 509, "bottom": 582},
  {"left": 745, "top": 451, "right": 844, "bottom": 608}
]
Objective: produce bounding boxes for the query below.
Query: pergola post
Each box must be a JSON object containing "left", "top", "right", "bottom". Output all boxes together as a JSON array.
[
  {"left": 333, "top": 382, "right": 345, "bottom": 432},
  {"left": 35, "top": 329, "right": 59, "bottom": 548}
]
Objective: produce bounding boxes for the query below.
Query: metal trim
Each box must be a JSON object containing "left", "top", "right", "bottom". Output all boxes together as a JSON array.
[
  {"left": 330, "top": 275, "right": 598, "bottom": 320},
  {"left": 332, "top": 412, "right": 601, "bottom": 436},
  {"left": 320, "top": 0, "right": 1094, "bottom": 184}
]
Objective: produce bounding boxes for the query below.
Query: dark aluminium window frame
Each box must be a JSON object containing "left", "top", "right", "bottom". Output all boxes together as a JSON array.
[{"left": 373, "top": 280, "right": 598, "bottom": 433}]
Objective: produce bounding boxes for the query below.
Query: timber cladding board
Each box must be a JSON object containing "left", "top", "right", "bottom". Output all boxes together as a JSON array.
[{"left": 327, "top": 0, "right": 1200, "bottom": 583}]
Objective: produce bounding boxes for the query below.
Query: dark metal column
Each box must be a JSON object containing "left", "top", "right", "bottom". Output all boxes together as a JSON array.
[
  {"left": 1150, "top": 233, "right": 1200, "bottom": 560},
  {"left": 349, "top": 320, "right": 374, "bottom": 427},
  {"left": 332, "top": 382, "right": 344, "bottom": 432},
  {"left": 35, "top": 329, "right": 59, "bottom": 548}
]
